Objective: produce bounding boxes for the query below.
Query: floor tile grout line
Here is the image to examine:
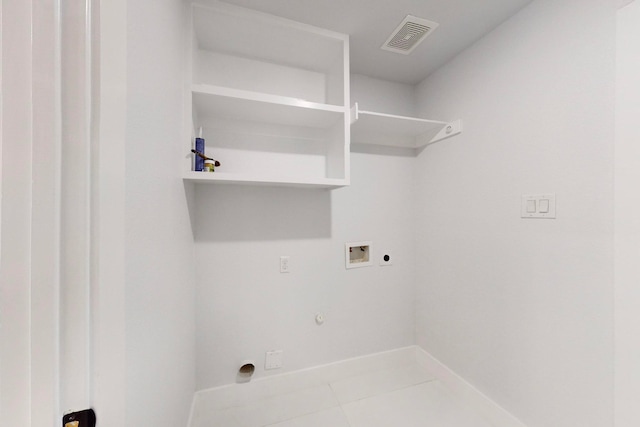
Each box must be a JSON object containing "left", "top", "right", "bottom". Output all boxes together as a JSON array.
[
  {"left": 259, "top": 379, "right": 373, "bottom": 427},
  {"left": 259, "top": 403, "right": 344, "bottom": 427},
  {"left": 335, "top": 377, "right": 439, "bottom": 406},
  {"left": 330, "top": 380, "right": 355, "bottom": 427},
  {"left": 258, "top": 376, "right": 441, "bottom": 426},
  {"left": 258, "top": 382, "right": 342, "bottom": 427},
  {"left": 211, "top": 370, "right": 440, "bottom": 426},
  {"left": 337, "top": 402, "right": 353, "bottom": 427}
]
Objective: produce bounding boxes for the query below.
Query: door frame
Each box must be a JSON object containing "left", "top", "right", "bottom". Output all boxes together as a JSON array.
[{"left": 0, "top": 0, "right": 127, "bottom": 424}]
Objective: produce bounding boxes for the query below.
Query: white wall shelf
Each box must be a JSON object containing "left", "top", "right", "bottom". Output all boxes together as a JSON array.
[
  {"left": 192, "top": 84, "right": 346, "bottom": 129},
  {"left": 183, "top": 171, "right": 347, "bottom": 189},
  {"left": 350, "top": 102, "right": 462, "bottom": 148},
  {"left": 185, "top": 2, "right": 350, "bottom": 189}
]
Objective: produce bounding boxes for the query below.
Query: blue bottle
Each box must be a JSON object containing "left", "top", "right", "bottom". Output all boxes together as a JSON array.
[{"left": 195, "top": 137, "right": 205, "bottom": 171}]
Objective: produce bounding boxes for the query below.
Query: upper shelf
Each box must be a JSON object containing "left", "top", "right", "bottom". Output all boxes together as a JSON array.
[
  {"left": 192, "top": 3, "right": 347, "bottom": 75},
  {"left": 193, "top": 84, "right": 346, "bottom": 129},
  {"left": 185, "top": 3, "right": 350, "bottom": 190},
  {"left": 350, "top": 103, "right": 462, "bottom": 148}
]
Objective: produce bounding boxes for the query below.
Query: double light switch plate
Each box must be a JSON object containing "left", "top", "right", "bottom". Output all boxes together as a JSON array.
[{"left": 521, "top": 194, "right": 556, "bottom": 219}]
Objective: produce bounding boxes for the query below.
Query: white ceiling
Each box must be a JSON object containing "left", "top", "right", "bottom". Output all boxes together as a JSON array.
[{"left": 208, "top": 0, "right": 534, "bottom": 85}]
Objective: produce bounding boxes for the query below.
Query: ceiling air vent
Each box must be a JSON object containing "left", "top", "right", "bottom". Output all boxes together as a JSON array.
[{"left": 381, "top": 15, "right": 439, "bottom": 55}]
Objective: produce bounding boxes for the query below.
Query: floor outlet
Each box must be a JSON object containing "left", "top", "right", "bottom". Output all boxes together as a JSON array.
[{"left": 265, "top": 350, "right": 283, "bottom": 370}]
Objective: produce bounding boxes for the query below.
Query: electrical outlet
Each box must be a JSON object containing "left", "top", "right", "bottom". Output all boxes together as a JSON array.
[
  {"left": 265, "top": 350, "right": 283, "bottom": 370},
  {"left": 280, "top": 256, "right": 290, "bottom": 273},
  {"left": 379, "top": 252, "right": 393, "bottom": 266}
]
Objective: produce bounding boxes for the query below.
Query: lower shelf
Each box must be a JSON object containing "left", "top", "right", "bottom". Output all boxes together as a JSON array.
[{"left": 183, "top": 171, "right": 348, "bottom": 189}]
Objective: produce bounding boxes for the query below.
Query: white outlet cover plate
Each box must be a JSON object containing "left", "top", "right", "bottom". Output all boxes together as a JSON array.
[
  {"left": 280, "top": 256, "right": 290, "bottom": 273},
  {"left": 265, "top": 350, "right": 283, "bottom": 370},
  {"left": 521, "top": 194, "right": 556, "bottom": 219}
]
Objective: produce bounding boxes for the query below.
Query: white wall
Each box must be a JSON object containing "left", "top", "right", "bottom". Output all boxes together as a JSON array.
[
  {"left": 194, "top": 151, "right": 416, "bottom": 388},
  {"left": 413, "top": 1, "right": 616, "bottom": 426},
  {"left": 614, "top": 1, "right": 640, "bottom": 426},
  {"left": 125, "top": 0, "right": 196, "bottom": 426},
  {"left": 351, "top": 74, "right": 417, "bottom": 117}
]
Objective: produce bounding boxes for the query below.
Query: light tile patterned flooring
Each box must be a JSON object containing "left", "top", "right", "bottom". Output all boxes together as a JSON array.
[{"left": 192, "top": 364, "right": 494, "bottom": 427}]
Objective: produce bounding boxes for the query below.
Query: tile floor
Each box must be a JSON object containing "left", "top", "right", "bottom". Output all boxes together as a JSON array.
[{"left": 192, "top": 363, "right": 494, "bottom": 427}]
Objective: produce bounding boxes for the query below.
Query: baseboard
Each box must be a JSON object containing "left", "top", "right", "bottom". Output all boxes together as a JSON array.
[
  {"left": 415, "top": 347, "right": 528, "bottom": 427},
  {"left": 189, "top": 345, "right": 528, "bottom": 427},
  {"left": 193, "top": 346, "right": 417, "bottom": 412}
]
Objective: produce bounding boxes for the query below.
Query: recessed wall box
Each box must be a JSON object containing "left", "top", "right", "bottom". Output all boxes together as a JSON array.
[{"left": 345, "top": 241, "right": 373, "bottom": 269}]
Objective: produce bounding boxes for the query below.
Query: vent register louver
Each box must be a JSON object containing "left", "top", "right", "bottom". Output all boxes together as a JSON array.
[{"left": 381, "top": 15, "right": 439, "bottom": 55}]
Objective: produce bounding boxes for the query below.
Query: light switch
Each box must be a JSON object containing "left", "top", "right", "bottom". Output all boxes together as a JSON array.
[
  {"left": 521, "top": 194, "right": 556, "bottom": 219},
  {"left": 539, "top": 199, "right": 550, "bottom": 213}
]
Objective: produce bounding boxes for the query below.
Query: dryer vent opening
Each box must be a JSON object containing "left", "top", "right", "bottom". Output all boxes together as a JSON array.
[{"left": 237, "top": 361, "right": 256, "bottom": 383}]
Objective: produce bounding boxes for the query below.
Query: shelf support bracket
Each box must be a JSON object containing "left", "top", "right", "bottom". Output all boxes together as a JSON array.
[
  {"left": 350, "top": 102, "right": 359, "bottom": 125},
  {"left": 428, "top": 120, "right": 463, "bottom": 145}
]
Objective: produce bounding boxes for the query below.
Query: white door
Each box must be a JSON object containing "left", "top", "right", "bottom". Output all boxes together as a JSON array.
[{"left": 615, "top": 1, "right": 640, "bottom": 426}]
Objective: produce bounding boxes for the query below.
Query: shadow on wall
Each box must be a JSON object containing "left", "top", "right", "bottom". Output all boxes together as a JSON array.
[
  {"left": 193, "top": 184, "right": 332, "bottom": 242},
  {"left": 351, "top": 143, "right": 416, "bottom": 157}
]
